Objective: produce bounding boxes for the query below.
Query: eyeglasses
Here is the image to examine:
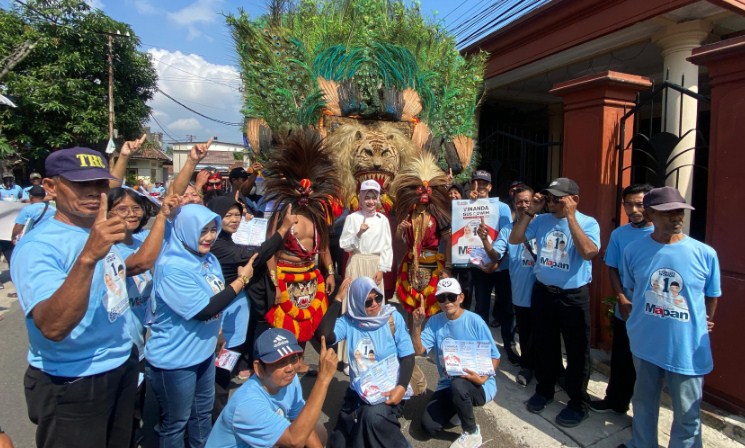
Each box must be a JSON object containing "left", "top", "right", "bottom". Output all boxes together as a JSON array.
[
  {"left": 111, "top": 205, "right": 144, "bottom": 217},
  {"left": 364, "top": 293, "right": 384, "bottom": 308},
  {"left": 436, "top": 293, "right": 459, "bottom": 303}
]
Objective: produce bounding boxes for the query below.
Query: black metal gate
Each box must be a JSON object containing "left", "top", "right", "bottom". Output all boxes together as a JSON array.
[
  {"left": 617, "top": 80, "right": 710, "bottom": 240},
  {"left": 478, "top": 124, "right": 562, "bottom": 197}
]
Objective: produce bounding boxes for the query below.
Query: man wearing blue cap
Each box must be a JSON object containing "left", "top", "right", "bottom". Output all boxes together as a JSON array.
[
  {"left": 11, "top": 146, "right": 137, "bottom": 448},
  {"left": 620, "top": 186, "right": 721, "bottom": 448},
  {"left": 207, "top": 328, "right": 338, "bottom": 448}
]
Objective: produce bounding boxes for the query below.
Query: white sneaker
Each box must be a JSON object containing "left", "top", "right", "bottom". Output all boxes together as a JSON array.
[
  {"left": 343, "top": 365, "right": 349, "bottom": 376},
  {"left": 449, "top": 425, "right": 481, "bottom": 448}
]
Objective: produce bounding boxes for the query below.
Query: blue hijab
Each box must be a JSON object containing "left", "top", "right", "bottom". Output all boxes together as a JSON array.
[
  {"left": 347, "top": 277, "right": 395, "bottom": 330},
  {"left": 153, "top": 204, "right": 223, "bottom": 300}
]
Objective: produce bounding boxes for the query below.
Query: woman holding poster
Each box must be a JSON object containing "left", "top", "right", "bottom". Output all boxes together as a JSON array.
[
  {"left": 316, "top": 277, "right": 415, "bottom": 448},
  {"left": 390, "top": 154, "right": 451, "bottom": 318},
  {"left": 338, "top": 179, "right": 393, "bottom": 373}
]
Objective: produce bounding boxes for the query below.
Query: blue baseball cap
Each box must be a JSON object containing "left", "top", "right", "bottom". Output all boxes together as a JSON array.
[
  {"left": 45, "top": 147, "right": 117, "bottom": 182},
  {"left": 254, "top": 328, "right": 303, "bottom": 364}
]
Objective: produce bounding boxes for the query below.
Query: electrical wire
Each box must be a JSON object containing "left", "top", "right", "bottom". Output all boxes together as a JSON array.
[
  {"left": 156, "top": 87, "right": 243, "bottom": 127},
  {"left": 149, "top": 113, "right": 178, "bottom": 141}
]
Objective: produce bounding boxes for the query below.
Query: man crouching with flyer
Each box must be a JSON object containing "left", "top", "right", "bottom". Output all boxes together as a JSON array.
[{"left": 410, "top": 278, "right": 500, "bottom": 448}]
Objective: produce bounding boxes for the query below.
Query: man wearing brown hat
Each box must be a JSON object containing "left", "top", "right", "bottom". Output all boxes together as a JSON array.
[
  {"left": 11, "top": 146, "right": 137, "bottom": 448},
  {"left": 620, "top": 186, "right": 721, "bottom": 448},
  {"left": 509, "top": 177, "right": 600, "bottom": 427}
]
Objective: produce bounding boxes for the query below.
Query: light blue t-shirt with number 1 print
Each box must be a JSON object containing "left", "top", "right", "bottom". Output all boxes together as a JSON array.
[
  {"left": 524, "top": 211, "right": 600, "bottom": 289},
  {"left": 622, "top": 235, "right": 721, "bottom": 375}
]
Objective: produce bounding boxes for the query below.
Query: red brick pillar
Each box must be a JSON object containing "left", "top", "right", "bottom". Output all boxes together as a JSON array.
[
  {"left": 550, "top": 71, "right": 652, "bottom": 349},
  {"left": 689, "top": 36, "right": 745, "bottom": 414}
]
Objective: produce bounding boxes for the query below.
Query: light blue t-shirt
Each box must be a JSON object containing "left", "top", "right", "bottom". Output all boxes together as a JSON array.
[
  {"left": 146, "top": 204, "right": 224, "bottom": 370},
  {"left": 206, "top": 375, "right": 304, "bottom": 448},
  {"left": 604, "top": 223, "right": 654, "bottom": 319},
  {"left": 21, "top": 185, "right": 36, "bottom": 201},
  {"left": 0, "top": 184, "right": 23, "bottom": 202},
  {"left": 11, "top": 218, "right": 132, "bottom": 376},
  {"left": 221, "top": 290, "right": 249, "bottom": 349},
  {"left": 14, "top": 202, "right": 55, "bottom": 226},
  {"left": 334, "top": 310, "right": 415, "bottom": 385},
  {"left": 493, "top": 201, "right": 514, "bottom": 272},
  {"left": 420, "top": 310, "right": 500, "bottom": 401},
  {"left": 117, "top": 231, "right": 153, "bottom": 360},
  {"left": 524, "top": 211, "right": 600, "bottom": 289},
  {"left": 622, "top": 235, "right": 721, "bottom": 375},
  {"left": 494, "top": 223, "right": 536, "bottom": 307}
]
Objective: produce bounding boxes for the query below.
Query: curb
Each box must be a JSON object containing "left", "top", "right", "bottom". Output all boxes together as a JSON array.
[{"left": 591, "top": 349, "right": 745, "bottom": 446}]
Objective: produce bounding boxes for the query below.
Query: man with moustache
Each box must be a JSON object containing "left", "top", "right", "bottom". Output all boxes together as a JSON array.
[
  {"left": 589, "top": 184, "right": 653, "bottom": 415},
  {"left": 620, "top": 187, "right": 721, "bottom": 448},
  {"left": 11, "top": 147, "right": 137, "bottom": 448},
  {"left": 509, "top": 177, "right": 600, "bottom": 427}
]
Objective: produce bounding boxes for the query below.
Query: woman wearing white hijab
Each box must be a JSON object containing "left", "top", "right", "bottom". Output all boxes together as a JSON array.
[
  {"left": 316, "top": 277, "right": 414, "bottom": 448},
  {"left": 337, "top": 180, "right": 393, "bottom": 372}
]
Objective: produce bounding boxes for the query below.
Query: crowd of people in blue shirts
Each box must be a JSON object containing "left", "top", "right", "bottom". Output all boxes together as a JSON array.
[{"left": 3, "top": 136, "right": 721, "bottom": 448}]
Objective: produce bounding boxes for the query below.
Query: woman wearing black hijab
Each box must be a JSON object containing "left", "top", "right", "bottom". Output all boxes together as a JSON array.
[{"left": 206, "top": 196, "right": 297, "bottom": 419}]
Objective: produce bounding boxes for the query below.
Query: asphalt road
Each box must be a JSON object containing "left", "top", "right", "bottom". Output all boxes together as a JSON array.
[{"left": 0, "top": 280, "right": 520, "bottom": 448}]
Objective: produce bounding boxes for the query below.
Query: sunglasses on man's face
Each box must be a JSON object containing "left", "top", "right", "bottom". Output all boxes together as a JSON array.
[
  {"left": 364, "top": 293, "right": 384, "bottom": 308},
  {"left": 436, "top": 293, "right": 459, "bottom": 303},
  {"left": 545, "top": 194, "right": 566, "bottom": 204}
]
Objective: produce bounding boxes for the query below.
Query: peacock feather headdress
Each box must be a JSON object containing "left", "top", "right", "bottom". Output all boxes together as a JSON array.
[
  {"left": 263, "top": 128, "right": 343, "bottom": 248},
  {"left": 227, "top": 0, "right": 487, "bottom": 183}
]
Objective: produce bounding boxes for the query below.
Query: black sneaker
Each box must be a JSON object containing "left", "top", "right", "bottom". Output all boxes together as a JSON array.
[
  {"left": 555, "top": 406, "right": 589, "bottom": 427},
  {"left": 526, "top": 393, "right": 552, "bottom": 413},
  {"left": 589, "top": 399, "right": 628, "bottom": 414},
  {"left": 588, "top": 399, "right": 614, "bottom": 413},
  {"left": 516, "top": 368, "right": 533, "bottom": 386}
]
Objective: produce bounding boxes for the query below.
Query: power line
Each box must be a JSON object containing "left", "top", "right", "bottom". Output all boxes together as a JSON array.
[
  {"left": 156, "top": 87, "right": 243, "bottom": 127},
  {"left": 148, "top": 54, "right": 242, "bottom": 91},
  {"left": 446, "top": 0, "right": 493, "bottom": 35},
  {"left": 149, "top": 113, "right": 178, "bottom": 141}
]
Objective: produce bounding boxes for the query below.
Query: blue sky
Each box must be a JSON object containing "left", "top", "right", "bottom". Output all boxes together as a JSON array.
[{"left": 3, "top": 0, "right": 543, "bottom": 145}]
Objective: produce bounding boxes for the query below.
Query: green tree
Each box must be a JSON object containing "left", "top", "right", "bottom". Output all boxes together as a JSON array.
[{"left": 0, "top": 0, "right": 157, "bottom": 162}]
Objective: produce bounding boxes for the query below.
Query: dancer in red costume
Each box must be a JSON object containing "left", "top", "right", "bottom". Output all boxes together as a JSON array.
[
  {"left": 264, "top": 129, "right": 343, "bottom": 374},
  {"left": 391, "top": 153, "right": 452, "bottom": 318}
]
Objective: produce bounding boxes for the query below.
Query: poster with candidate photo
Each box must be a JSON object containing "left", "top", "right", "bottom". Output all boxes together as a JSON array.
[{"left": 451, "top": 197, "right": 501, "bottom": 267}]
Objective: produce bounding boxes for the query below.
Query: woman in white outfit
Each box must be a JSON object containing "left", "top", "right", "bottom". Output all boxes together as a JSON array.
[{"left": 338, "top": 180, "right": 393, "bottom": 373}]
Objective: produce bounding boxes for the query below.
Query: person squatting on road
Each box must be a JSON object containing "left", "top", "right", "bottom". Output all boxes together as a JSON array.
[
  {"left": 410, "top": 277, "right": 501, "bottom": 448},
  {"left": 316, "top": 277, "right": 414, "bottom": 448}
]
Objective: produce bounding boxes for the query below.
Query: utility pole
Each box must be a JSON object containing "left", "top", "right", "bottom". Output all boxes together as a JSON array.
[
  {"left": 107, "top": 33, "right": 114, "bottom": 143},
  {"left": 186, "top": 134, "right": 196, "bottom": 142},
  {"left": 102, "top": 30, "right": 130, "bottom": 153}
]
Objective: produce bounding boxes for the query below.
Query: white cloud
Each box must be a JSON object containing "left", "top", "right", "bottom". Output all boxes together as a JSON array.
[
  {"left": 166, "top": 0, "right": 224, "bottom": 40},
  {"left": 147, "top": 48, "right": 244, "bottom": 144},
  {"left": 84, "top": 0, "right": 105, "bottom": 9},
  {"left": 168, "top": 117, "right": 201, "bottom": 131},
  {"left": 134, "top": 0, "right": 159, "bottom": 15}
]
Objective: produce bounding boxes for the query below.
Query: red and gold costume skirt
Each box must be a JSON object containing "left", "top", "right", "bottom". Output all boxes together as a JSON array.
[
  {"left": 265, "top": 261, "right": 328, "bottom": 342},
  {"left": 395, "top": 251, "right": 445, "bottom": 317}
]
